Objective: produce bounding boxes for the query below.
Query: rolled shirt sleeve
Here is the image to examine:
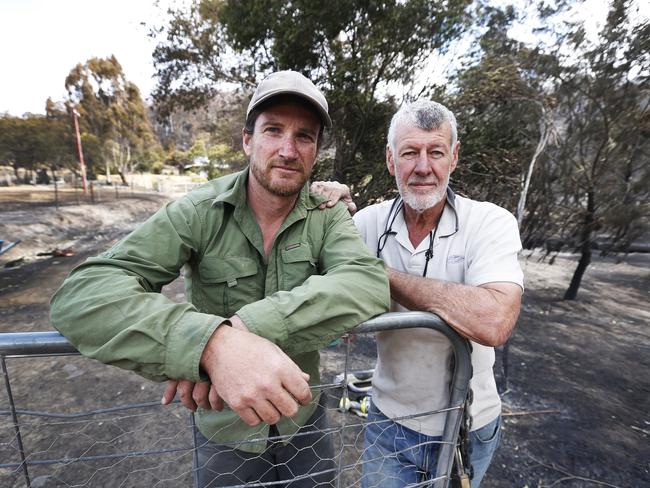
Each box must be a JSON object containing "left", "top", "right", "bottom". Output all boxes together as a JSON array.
[
  {"left": 51, "top": 177, "right": 389, "bottom": 383},
  {"left": 50, "top": 197, "right": 225, "bottom": 382}
]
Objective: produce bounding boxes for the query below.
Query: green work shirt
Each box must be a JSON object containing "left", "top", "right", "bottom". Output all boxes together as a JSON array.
[{"left": 50, "top": 169, "right": 389, "bottom": 452}]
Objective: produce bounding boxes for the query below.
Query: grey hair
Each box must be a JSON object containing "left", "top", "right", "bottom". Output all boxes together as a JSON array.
[{"left": 387, "top": 100, "right": 458, "bottom": 152}]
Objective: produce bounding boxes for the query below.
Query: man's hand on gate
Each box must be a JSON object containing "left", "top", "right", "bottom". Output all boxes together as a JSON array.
[
  {"left": 160, "top": 317, "right": 252, "bottom": 412},
  {"left": 310, "top": 181, "right": 357, "bottom": 215},
  {"left": 199, "top": 320, "right": 312, "bottom": 426}
]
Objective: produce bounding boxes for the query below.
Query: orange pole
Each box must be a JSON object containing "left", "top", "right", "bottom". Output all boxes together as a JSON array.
[{"left": 71, "top": 108, "right": 88, "bottom": 194}]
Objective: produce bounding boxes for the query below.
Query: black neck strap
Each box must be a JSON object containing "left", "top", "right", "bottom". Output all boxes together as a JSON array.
[{"left": 378, "top": 196, "right": 439, "bottom": 277}]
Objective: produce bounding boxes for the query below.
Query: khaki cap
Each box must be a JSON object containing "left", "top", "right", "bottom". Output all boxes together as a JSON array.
[{"left": 247, "top": 70, "right": 332, "bottom": 129}]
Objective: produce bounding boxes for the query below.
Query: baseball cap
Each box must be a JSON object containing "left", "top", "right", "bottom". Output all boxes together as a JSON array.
[{"left": 246, "top": 70, "right": 332, "bottom": 129}]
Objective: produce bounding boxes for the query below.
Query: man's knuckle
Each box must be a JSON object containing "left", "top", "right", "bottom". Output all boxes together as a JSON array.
[
  {"left": 298, "top": 389, "right": 312, "bottom": 402},
  {"left": 285, "top": 404, "right": 298, "bottom": 417},
  {"left": 257, "top": 383, "right": 274, "bottom": 397},
  {"left": 246, "top": 416, "right": 261, "bottom": 427},
  {"left": 233, "top": 393, "right": 253, "bottom": 409}
]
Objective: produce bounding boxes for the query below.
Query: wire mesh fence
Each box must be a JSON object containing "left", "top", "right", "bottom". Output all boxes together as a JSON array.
[
  {"left": 0, "top": 313, "right": 471, "bottom": 488},
  {"left": 0, "top": 177, "right": 205, "bottom": 211}
]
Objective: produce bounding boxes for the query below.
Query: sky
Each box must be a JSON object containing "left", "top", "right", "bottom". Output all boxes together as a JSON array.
[
  {"left": 0, "top": 0, "right": 647, "bottom": 117},
  {"left": 0, "top": 0, "right": 175, "bottom": 116}
]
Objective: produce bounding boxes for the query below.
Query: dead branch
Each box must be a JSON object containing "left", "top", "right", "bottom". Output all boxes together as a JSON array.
[
  {"left": 502, "top": 409, "right": 561, "bottom": 417},
  {"left": 527, "top": 455, "right": 622, "bottom": 488}
]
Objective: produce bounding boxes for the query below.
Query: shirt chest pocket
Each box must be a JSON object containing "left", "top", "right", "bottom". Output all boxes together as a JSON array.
[
  {"left": 280, "top": 244, "right": 318, "bottom": 291},
  {"left": 198, "top": 257, "right": 260, "bottom": 316}
]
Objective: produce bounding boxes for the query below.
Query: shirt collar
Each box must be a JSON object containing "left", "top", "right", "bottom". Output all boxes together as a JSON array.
[
  {"left": 211, "top": 168, "right": 248, "bottom": 207},
  {"left": 392, "top": 187, "right": 459, "bottom": 251},
  {"left": 438, "top": 187, "right": 459, "bottom": 238}
]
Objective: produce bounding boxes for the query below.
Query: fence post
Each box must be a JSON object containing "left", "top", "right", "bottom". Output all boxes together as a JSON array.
[
  {"left": 335, "top": 337, "right": 353, "bottom": 488},
  {"left": 74, "top": 174, "right": 79, "bottom": 205},
  {"left": 1, "top": 356, "right": 31, "bottom": 488},
  {"left": 191, "top": 413, "right": 200, "bottom": 487},
  {"left": 53, "top": 169, "right": 59, "bottom": 210}
]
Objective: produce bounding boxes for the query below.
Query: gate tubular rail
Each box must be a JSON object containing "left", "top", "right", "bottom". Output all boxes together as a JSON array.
[{"left": 0, "top": 312, "right": 472, "bottom": 488}]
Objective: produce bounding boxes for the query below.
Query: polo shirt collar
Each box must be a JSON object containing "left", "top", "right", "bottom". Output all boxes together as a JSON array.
[
  {"left": 392, "top": 187, "right": 460, "bottom": 252},
  {"left": 438, "top": 187, "right": 459, "bottom": 238}
]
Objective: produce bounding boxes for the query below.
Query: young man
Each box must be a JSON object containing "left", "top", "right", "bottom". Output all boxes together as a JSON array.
[{"left": 50, "top": 70, "right": 389, "bottom": 487}]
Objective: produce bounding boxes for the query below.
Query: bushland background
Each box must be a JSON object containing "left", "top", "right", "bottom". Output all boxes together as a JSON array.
[{"left": 1, "top": 0, "right": 648, "bottom": 486}]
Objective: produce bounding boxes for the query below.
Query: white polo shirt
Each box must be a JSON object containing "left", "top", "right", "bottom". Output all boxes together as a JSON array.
[{"left": 353, "top": 190, "right": 524, "bottom": 435}]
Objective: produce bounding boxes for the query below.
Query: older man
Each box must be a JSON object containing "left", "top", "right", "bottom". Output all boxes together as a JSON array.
[
  {"left": 50, "top": 71, "right": 389, "bottom": 487},
  {"left": 350, "top": 100, "right": 524, "bottom": 487}
]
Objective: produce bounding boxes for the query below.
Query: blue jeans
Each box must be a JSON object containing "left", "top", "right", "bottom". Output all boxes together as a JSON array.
[{"left": 361, "top": 402, "right": 501, "bottom": 488}]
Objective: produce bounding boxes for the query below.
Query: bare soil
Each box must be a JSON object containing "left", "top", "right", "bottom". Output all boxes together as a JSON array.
[{"left": 0, "top": 188, "right": 648, "bottom": 487}]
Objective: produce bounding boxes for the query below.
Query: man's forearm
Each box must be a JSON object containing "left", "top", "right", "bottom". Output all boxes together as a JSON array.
[{"left": 388, "top": 268, "right": 522, "bottom": 347}]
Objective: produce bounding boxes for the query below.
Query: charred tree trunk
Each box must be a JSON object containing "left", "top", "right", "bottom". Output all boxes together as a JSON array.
[
  {"left": 564, "top": 190, "right": 595, "bottom": 300},
  {"left": 564, "top": 241, "right": 591, "bottom": 300}
]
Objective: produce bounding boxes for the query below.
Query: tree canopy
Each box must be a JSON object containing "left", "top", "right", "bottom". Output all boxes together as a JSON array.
[
  {"left": 539, "top": 0, "right": 649, "bottom": 298},
  {"left": 148, "top": 0, "right": 649, "bottom": 299},
  {"left": 0, "top": 102, "right": 75, "bottom": 181},
  {"left": 447, "top": 5, "right": 559, "bottom": 213},
  {"left": 152, "top": 0, "right": 472, "bottom": 204},
  {"left": 65, "top": 55, "right": 162, "bottom": 182}
]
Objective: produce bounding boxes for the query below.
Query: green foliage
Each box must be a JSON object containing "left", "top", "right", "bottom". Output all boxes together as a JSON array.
[
  {"left": 0, "top": 102, "right": 76, "bottom": 180},
  {"left": 438, "top": 1, "right": 648, "bottom": 298},
  {"left": 548, "top": 0, "right": 649, "bottom": 249},
  {"left": 151, "top": 0, "right": 472, "bottom": 205},
  {"left": 65, "top": 56, "right": 163, "bottom": 182},
  {"left": 161, "top": 121, "right": 246, "bottom": 180},
  {"left": 0, "top": 116, "right": 36, "bottom": 171},
  {"left": 517, "top": 0, "right": 649, "bottom": 299},
  {"left": 446, "top": 5, "right": 559, "bottom": 214},
  {"left": 151, "top": 91, "right": 249, "bottom": 178}
]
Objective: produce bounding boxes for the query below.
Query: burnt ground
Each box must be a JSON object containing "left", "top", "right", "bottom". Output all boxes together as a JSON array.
[{"left": 0, "top": 188, "right": 648, "bottom": 487}]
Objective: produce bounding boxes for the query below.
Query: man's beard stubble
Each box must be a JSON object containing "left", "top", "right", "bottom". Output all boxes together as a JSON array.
[
  {"left": 395, "top": 168, "right": 449, "bottom": 213},
  {"left": 250, "top": 159, "right": 310, "bottom": 197}
]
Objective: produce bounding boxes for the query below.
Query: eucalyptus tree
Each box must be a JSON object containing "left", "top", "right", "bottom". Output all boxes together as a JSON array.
[
  {"left": 65, "top": 56, "right": 162, "bottom": 183},
  {"left": 448, "top": 0, "right": 648, "bottom": 299}
]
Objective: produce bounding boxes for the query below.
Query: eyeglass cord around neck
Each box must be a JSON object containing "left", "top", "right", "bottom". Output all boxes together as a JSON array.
[{"left": 376, "top": 196, "right": 438, "bottom": 278}]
